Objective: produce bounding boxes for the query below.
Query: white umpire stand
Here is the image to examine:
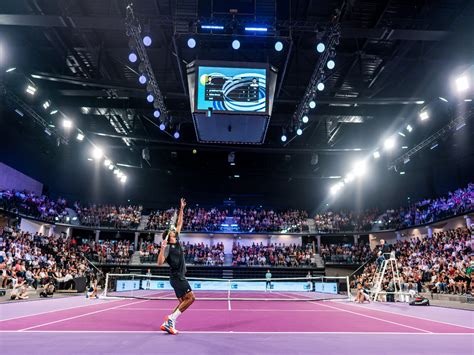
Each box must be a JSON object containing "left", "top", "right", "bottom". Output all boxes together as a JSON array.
[{"left": 371, "top": 251, "right": 403, "bottom": 302}]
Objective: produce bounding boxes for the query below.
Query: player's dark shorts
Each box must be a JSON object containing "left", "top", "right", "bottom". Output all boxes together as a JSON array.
[{"left": 170, "top": 277, "right": 192, "bottom": 298}]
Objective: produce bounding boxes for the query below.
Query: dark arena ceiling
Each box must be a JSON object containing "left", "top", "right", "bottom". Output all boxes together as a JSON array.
[{"left": 0, "top": 0, "right": 473, "bottom": 209}]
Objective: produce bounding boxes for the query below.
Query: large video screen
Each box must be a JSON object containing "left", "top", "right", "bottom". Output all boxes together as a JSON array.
[{"left": 196, "top": 65, "right": 267, "bottom": 113}]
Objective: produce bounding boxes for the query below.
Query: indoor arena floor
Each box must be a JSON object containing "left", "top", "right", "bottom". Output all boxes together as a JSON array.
[{"left": 0, "top": 293, "right": 472, "bottom": 354}]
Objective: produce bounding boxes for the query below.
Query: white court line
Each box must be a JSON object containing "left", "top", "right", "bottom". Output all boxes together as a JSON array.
[
  {"left": 1, "top": 290, "right": 175, "bottom": 323},
  {"left": 115, "top": 308, "right": 339, "bottom": 312},
  {"left": 17, "top": 299, "right": 149, "bottom": 332},
  {"left": 314, "top": 302, "right": 434, "bottom": 334},
  {"left": 272, "top": 291, "right": 433, "bottom": 334},
  {"left": 228, "top": 299, "right": 232, "bottom": 311},
  {"left": 0, "top": 330, "right": 472, "bottom": 335},
  {"left": 0, "top": 298, "right": 124, "bottom": 323},
  {"left": 338, "top": 302, "right": 474, "bottom": 330}
]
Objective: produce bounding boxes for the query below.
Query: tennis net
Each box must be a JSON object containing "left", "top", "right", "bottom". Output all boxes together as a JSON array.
[{"left": 103, "top": 273, "right": 351, "bottom": 301}]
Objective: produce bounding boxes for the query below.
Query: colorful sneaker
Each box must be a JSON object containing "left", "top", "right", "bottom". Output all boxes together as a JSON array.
[{"left": 160, "top": 316, "right": 178, "bottom": 334}]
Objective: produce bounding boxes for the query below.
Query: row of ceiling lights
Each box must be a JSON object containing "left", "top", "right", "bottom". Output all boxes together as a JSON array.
[
  {"left": 6, "top": 68, "right": 128, "bottom": 184},
  {"left": 281, "top": 41, "right": 336, "bottom": 142},
  {"left": 329, "top": 71, "right": 472, "bottom": 196}
]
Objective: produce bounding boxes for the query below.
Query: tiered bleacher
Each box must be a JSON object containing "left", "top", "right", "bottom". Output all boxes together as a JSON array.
[
  {"left": 138, "top": 241, "right": 225, "bottom": 265},
  {"left": 75, "top": 203, "right": 142, "bottom": 229},
  {"left": 356, "top": 227, "right": 472, "bottom": 297},
  {"left": 320, "top": 243, "right": 372, "bottom": 264},
  {"left": 1, "top": 183, "right": 472, "bottom": 233},
  {"left": 0, "top": 228, "right": 94, "bottom": 299},
  {"left": 232, "top": 242, "right": 314, "bottom": 267}
]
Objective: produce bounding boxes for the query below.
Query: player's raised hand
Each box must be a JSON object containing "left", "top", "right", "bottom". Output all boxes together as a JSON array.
[
  {"left": 180, "top": 198, "right": 186, "bottom": 208},
  {"left": 161, "top": 238, "right": 168, "bottom": 249}
]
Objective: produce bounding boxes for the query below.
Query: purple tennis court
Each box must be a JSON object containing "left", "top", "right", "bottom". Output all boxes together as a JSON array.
[{"left": 1, "top": 295, "right": 472, "bottom": 354}]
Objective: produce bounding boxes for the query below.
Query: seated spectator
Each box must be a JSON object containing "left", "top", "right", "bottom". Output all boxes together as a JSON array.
[
  {"left": 358, "top": 227, "right": 472, "bottom": 299},
  {"left": 232, "top": 242, "right": 314, "bottom": 267}
]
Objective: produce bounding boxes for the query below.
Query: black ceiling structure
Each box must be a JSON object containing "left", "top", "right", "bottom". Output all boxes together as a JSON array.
[{"left": 0, "top": 0, "right": 473, "bottom": 209}]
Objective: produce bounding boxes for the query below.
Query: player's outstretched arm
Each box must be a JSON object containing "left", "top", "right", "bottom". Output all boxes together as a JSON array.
[
  {"left": 176, "top": 198, "right": 186, "bottom": 233},
  {"left": 158, "top": 239, "right": 168, "bottom": 266}
]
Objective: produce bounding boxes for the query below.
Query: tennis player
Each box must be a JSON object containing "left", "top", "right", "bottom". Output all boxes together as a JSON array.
[{"left": 158, "top": 198, "right": 195, "bottom": 335}]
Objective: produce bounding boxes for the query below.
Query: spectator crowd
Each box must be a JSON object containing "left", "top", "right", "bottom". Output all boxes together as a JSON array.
[
  {"left": 320, "top": 243, "right": 372, "bottom": 264},
  {"left": 146, "top": 207, "right": 228, "bottom": 232},
  {"left": 0, "top": 228, "right": 94, "bottom": 299},
  {"left": 80, "top": 239, "right": 133, "bottom": 264},
  {"left": 1, "top": 183, "right": 473, "bottom": 234},
  {"left": 356, "top": 227, "right": 473, "bottom": 298},
  {"left": 314, "top": 210, "right": 378, "bottom": 233},
  {"left": 75, "top": 203, "right": 142, "bottom": 229},
  {"left": 0, "top": 190, "right": 68, "bottom": 223},
  {"left": 232, "top": 242, "right": 314, "bottom": 267},
  {"left": 138, "top": 240, "right": 225, "bottom": 265},
  {"left": 232, "top": 208, "right": 309, "bottom": 233},
  {"left": 377, "top": 183, "right": 474, "bottom": 230}
]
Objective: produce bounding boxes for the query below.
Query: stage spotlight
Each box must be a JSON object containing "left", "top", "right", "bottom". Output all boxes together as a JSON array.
[
  {"left": 174, "top": 131, "right": 180, "bottom": 139},
  {"left": 117, "top": 171, "right": 123, "bottom": 178},
  {"left": 245, "top": 27, "right": 267, "bottom": 32},
  {"left": 120, "top": 175, "right": 127, "bottom": 183},
  {"left": 128, "top": 52, "right": 137, "bottom": 63},
  {"left": 419, "top": 111, "right": 429, "bottom": 121},
  {"left": 42, "top": 100, "right": 51, "bottom": 110},
  {"left": 62, "top": 119, "right": 73, "bottom": 129},
  {"left": 317, "top": 83, "right": 325, "bottom": 91},
  {"left": 455, "top": 75, "right": 469, "bottom": 92},
  {"left": 400, "top": 171, "right": 406, "bottom": 175},
  {"left": 384, "top": 137, "right": 396, "bottom": 150},
  {"left": 104, "top": 159, "right": 111, "bottom": 167},
  {"left": 316, "top": 42, "right": 325, "bottom": 53},
  {"left": 153, "top": 110, "right": 161, "bottom": 118},
  {"left": 330, "top": 181, "right": 344, "bottom": 195},
  {"left": 302, "top": 115, "right": 309, "bottom": 123},
  {"left": 438, "top": 97, "right": 448, "bottom": 103},
  {"left": 143, "top": 36, "right": 152, "bottom": 46},
  {"left": 353, "top": 161, "right": 367, "bottom": 177},
  {"left": 113, "top": 168, "right": 119, "bottom": 175},
  {"left": 281, "top": 134, "right": 287, "bottom": 142},
  {"left": 398, "top": 132, "right": 406, "bottom": 137},
  {"left": 26, "top": 85, "right": 37, "bottom": 95},
  {"left": 373, "top": 151, "right": 380, "bottom": 159},
  {"left": 6, "top": 67, "right": 16, "bottom": 73},
  {"left": 50, "top": 110, "right": 58, "bottom": 115},
  {"left": 92, "top": 147, "right": 103, "bottom": 160},
  {"left": 296, "top": 128, "right": 303, "bottom": 136},
  {"left": 406, "top": 124, "right": 413, "bottom": 132},
  {"left": 108, "top": 164, "right": 114, "bottom": 170},
  {"left": 76, "top": 133, "right": 84, "bottom": 141},
  {"left": 309, "top": 100, "right": 316, "bottom": 109},
  {"left": 159, "top": 123, "right": 166, "bottom": 131},
  {"left": 274, "top": 41, "right": 283, "bottom": 51},
  {"left": 327, "top": 60, "right": 335, "bottom": 69},
  {"left": 232, "top": 40, "right": 240, "bottom": 50},
  {"left": 201, "top": 25, "right": 224, "bottom": 30},
  {"left": 139, "top": 75, "right": 147, "bottom": 84},
  {"left": 187, "top": 38, "right": 196, "bottom": 48},
  {"left": 146, "top": 94, "right": 154, "bottom": 103},
  {"left": 344, "top": 173, "right": 355, "bottom": 184}
]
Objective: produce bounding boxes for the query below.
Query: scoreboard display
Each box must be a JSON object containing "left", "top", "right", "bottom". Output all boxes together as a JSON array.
[{"left": 196, "top": 65, "right": 267, "bottom": 113}]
